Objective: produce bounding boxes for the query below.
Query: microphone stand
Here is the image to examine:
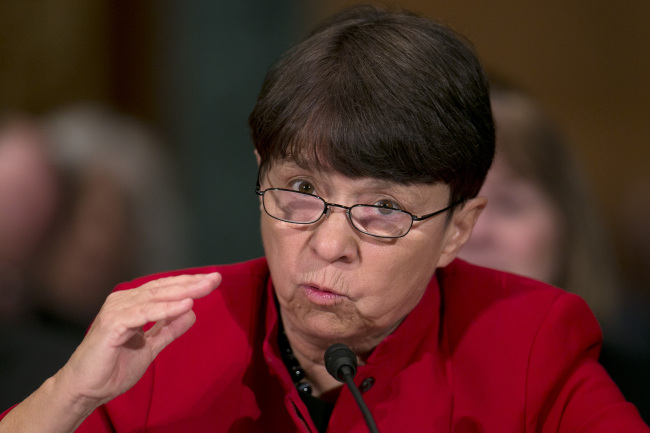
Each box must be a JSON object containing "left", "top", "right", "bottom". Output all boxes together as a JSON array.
[{"left": 325, "top": 343, "right": 380, "bottom": 433}]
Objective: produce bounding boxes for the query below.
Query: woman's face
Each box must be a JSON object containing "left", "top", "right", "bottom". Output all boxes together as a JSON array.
[
  {"left": 459, "top": 157, "right": 564, "bottom": 284},
  {"left": 259, "top": 161, "right": 481, "bottom": 353}
]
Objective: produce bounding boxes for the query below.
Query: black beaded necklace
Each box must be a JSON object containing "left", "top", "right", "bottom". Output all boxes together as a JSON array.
[
  {"left": 277, "top": 317, "right": 314, "bottom": 395},
  {"left": 275, "top": 299, "right": 337, "bottom": 433}
]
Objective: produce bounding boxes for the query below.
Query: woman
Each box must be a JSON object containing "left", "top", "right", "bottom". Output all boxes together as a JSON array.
[
  {"left": 458, "top": 82, "right": 620, "bottom": 328},
  {"left": 1, "top": 5, "right": 647, "bottom": 432}
]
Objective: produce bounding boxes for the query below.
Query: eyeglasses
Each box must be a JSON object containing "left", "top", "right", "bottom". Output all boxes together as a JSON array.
[{"left": 255, "top": 184, "right": 462, "bottom": 239}]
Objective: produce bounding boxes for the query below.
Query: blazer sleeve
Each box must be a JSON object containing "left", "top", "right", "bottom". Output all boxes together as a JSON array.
[{"left": 525, "top": 292, "right": 649, "bottom": 432}]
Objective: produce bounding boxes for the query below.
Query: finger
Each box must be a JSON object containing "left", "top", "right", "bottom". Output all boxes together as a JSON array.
[
  {"left": 136, "top": 272, "right": 222, "bottom": 303},
  {"left": 103, "top": 298, "right": 195, "bottom": 347},
  {"left": 97, "top": 272, "right": 220, "bottom": 325},
  {"left": 123, "top": 273, "right": 221, "bottom": 326},
  {"left": 89, "top": 273, "right": 221, "bottom": 347},
  {"left": 145, "top": 310, "right": 197, "bottom": 357}
]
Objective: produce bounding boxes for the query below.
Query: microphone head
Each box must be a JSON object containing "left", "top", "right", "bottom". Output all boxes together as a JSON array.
[{"left": 324, "top": 343, "right": 357, "bottom": 382}]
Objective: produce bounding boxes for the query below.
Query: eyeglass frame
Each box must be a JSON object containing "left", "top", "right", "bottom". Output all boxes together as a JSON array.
[{"left": 255, "top": 176, "right": 463, "bottom": 239}]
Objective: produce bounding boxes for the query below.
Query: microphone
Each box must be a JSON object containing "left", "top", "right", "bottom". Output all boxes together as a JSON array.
[{"left": 324, "top": 343, "right": 380, "bottom": 433}]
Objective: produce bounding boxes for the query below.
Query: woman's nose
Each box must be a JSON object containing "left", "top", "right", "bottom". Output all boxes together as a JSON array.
[{"left": 308, "top": 207, "right": 360, "bottom": 263}]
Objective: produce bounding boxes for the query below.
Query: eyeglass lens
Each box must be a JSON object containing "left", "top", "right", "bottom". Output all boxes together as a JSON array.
[{"left": 262, "top": 189, "right": 412, "bottom": 237}]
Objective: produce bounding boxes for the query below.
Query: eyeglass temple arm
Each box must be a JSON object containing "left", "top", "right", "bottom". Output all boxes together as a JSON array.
[{"left": 411, "top": 199, "right": 464, "bottom": 221}]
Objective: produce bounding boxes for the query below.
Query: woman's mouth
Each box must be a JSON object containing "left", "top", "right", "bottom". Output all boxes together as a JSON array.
[{"left": 301, "top": 284, "right": 346, "bottom": 306}]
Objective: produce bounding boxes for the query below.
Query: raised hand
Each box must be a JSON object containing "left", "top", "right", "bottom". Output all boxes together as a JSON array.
[{"left": 0, "top": 272, "right": 221, "bottom": 433}]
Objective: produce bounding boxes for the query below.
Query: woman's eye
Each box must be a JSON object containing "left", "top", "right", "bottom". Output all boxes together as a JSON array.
[
  {"left": 374, "top": 199, "right": 401, "bottom": 210},
  {"left": 290, "top": 180, "right": 316, "bottom": 194}
]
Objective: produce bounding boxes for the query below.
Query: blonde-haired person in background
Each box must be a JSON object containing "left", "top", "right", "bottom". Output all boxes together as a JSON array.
[
  {"left": 31, "top": 104, "right": 191, "bottom": 330},
  {"left": 0, "top": 105, "right": 191, "bottom": 410},
  {"left": 459, "top": 80, "right": 650, "bottom": 420}
]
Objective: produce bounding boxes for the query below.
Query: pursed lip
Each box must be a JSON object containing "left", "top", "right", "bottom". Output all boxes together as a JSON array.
[
  {"left": 303, "top": 282, "right": 342, "bottom": 295},
  {"left": 300, "top": 282, "right": 348, "bottom": 304}
]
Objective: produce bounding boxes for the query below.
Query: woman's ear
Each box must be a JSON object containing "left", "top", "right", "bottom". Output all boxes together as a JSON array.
[
  {"left": 254, "top": 150, "right": 264, "bottom": 208},
  {"left": 436, "top": 196, "right": 486, "bottom": 268}
]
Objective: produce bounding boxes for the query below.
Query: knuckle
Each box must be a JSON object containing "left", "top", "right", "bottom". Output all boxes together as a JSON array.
[
  {"left": 147, "top": 283, "right": 162, "bottom": 299},
  {"left": 94, "top": 308, "right": 117, "bottom": 330},
  {"left": 105, "top": 291, "right": 121, "bottom": 304},
  {"left": 137, "top": 302, "right": 153, "bottom": 319},
  {"left": 99, "top": 293, "right": 121, "bottom": 317},
  {"left": 140, "top": 278, "right": 168, "bottom": 300}
]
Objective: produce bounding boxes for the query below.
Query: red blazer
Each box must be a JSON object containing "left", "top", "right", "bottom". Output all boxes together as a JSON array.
[{"left": 2, "top": 258, "right": 648, "bottom": 432}]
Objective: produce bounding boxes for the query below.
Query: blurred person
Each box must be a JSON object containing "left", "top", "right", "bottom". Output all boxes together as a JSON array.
[
  {"left": 458, "top": 81, "right": 650, "bottom": 420},
  {"left": 0, "top": 115, "right": 79, "bottom": 411},
  {"left": 1, "top": 6, "right": 648, "bottom": 432},
  {"left": 0, "top": 116, "right": 61, "bottom": 323},
  {"left": 620, "top": 175, "right": 650, "bottom": 302},
  {"left": 616, "top": 174, "right": 650, "bottom": 416},
  {"left": 31, "top": 104, "right": 192, "bottom": 332},
  {"left": 0, "top": 105, "right": 191, "bottom": 410},
  {"left": 459, "top": 81, "right": 619, "bottom": 327}
]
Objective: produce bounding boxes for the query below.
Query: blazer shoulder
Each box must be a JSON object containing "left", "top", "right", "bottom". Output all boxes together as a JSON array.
[
  {"left": 440, "top": 258, "right": 566, "bottom": 310},
  {"left": 439, "top": 259, "right": 594, "bottom": 351}
]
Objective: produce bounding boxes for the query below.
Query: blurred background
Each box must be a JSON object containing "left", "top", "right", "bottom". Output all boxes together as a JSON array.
[
  {"left": 0, "top": 0, "right": 648, "bottom": 416},
  {"left": 1, "top": 0, "right": 648, "bottom": 275}
]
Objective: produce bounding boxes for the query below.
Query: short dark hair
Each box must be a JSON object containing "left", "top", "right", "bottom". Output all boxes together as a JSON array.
[{"left": 248, "top": 4, "right": 494, "bottom": 204}]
